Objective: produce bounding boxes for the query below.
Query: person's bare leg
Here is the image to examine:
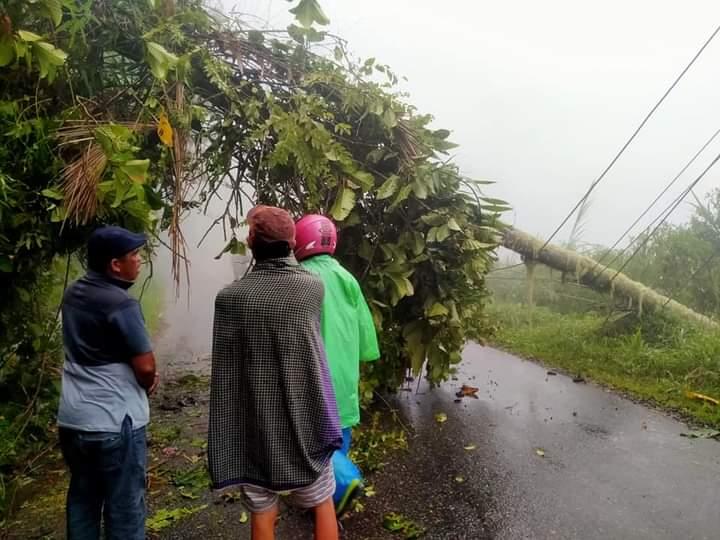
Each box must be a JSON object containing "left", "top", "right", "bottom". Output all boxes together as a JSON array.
[
  {"left": 313, "top": 497, "right": 339, "bottom": 540},
  {"left": 251, "top": 506, "right": 279, "bottom": 540}
]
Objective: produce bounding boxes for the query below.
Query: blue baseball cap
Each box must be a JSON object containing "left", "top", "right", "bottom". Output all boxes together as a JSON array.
[{"left": 87, "top": 226, "right": 146, "bottom": 271}]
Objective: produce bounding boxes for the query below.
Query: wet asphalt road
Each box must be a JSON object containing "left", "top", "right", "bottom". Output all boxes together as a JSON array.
[
  {"left": 152, "top": 213, "right": 720, "bottom": 539},
  {"left": 379, "top": 344, "right": 720, "bottom": 540}
]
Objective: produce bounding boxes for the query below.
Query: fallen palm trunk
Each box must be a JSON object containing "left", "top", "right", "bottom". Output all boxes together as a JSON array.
[{"left": 502, "top": 227, "right": 717, "bottom": 328}]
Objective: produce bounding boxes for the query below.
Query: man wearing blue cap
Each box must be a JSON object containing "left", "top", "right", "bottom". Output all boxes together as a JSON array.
[{"left": 58, "top": 226, "right": 158, "bottom": 540}]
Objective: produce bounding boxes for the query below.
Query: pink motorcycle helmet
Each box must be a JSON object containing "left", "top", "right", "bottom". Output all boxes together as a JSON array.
[{"left": 294, "top": 214, "right": 337, "bottom": 261}]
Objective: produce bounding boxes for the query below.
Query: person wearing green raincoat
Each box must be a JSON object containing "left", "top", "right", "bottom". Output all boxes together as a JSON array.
[{"left": 294, "top": 214, "right": 380, "bottom": 515}]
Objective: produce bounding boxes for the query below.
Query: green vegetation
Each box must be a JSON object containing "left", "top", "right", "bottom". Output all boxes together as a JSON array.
[
  {"left": 350, "top": 411, "right": 408, "bottom": 473},
  {"left": 0, "top": 0, "right": 505, "bottom": 403},
  {"left": 490, "top": 186, "right": 720, "bottom": 427},
  {"left": 489, "top": 303, "right": 720, "bottom": 427},
  {"left": 383, "top": 511, "right": 426, "bottom": 539},
  {"left": 0, "top": 0, "right": 505, "bottom": 510},
  {"left": 146, "top": 504, "right": 208, "bottom": 533}
]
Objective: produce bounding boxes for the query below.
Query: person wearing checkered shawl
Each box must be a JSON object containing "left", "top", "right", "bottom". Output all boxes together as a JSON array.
[{"left": 208, "top": 206, "right": 342, "bottom": 540}]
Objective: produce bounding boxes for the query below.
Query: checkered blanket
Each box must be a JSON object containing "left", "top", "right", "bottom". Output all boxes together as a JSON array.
[{"left": 208, "top": 256, "right": 342, "bottom": 491}]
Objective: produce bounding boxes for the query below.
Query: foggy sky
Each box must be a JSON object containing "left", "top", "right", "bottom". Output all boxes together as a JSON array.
[{"left": 220, "top": 0, "right": 720, "bottom": 248}]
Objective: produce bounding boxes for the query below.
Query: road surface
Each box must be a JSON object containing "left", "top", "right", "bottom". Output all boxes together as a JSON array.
[{"left": 353, "top": 344, "right": 720, "bottom": 539}]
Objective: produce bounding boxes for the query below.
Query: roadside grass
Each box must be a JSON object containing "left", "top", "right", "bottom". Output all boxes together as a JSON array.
[{"left": 489, "top": 302, "right": 720, "bottom": 428}]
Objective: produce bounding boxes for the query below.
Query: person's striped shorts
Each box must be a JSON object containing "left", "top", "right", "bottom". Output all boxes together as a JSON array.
[{"left": 241, "top": 460, "right": 335, "bottom": 513}]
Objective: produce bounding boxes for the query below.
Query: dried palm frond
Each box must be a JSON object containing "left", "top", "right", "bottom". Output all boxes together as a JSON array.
[
  {"left": 395, "top": 118, "right": 424, "bottom": 167},
  {"left": 60, "top": 143, "right": 107, "bottom": 226},
  {"left": 55, "top": 121, "right": 155, "bottom": 226},
  {"left": 55, "top": 120, "right": 154, "bottom": 147}
]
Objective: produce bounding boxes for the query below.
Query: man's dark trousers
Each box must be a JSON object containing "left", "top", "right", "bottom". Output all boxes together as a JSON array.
[{"left": 59, "top": 415, "right": 146, "bottom": 540}]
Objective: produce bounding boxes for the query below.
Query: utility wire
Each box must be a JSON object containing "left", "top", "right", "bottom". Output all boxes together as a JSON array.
[
  {"left": 489, "top": 262, "right": 525, "bottom": 274},
  {"left": 609, "top": 151, "right": 720, "bottom": 281},
  {"left": 586, "top": 126, "right": 720, "bottom": 278},
  {"left": 539, "top": 23, "right": 720, "bottom": 253}
]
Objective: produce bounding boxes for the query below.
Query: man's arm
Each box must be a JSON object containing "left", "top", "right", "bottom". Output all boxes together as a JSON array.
[
  {"left": 131, "top": 351, "right": 159, "bottom": 393},
  {"left": 111, "top": 300, "right": 158, "bottom": 393}
]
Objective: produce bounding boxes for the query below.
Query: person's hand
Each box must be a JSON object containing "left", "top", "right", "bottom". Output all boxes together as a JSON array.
[{"left": 148, "top": 373, "right": 160, "bottom": 396}]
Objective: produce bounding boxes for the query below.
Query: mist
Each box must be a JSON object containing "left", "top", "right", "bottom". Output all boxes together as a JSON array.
[{"left": 219, "top": 0, "right": 720, "bottom": 248}]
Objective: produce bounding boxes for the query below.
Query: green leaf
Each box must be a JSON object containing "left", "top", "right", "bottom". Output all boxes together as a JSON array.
[
  {"left": 383, "top": 108, "right": 397, "bottom": 129},
  {"left": 463, "top": 239, "right": 495, "bottom": 250},
  {"left": 352, "top": 171, "right": 375, "bottom": 191},
  {"left": 111, "top": 184, "right": 130, "bottom": 208},
  {"left": 334, "top": 46, "right": 343, "bottom": 62},
  {"left": 480, "top": 197, "right": 509, "bottom": 205},
  {"left": 447, "top": 218, "right": 462, "bottom": 232},
  {"left": 376, "top": 175, "right": 399, "bottom": 200},
  {"left": 143, "top": 185, "right": 164, "bottom": 211},
  {"left": 389, "top": 274, "right": 414, "bottom": 299},
  {"left": 343, "top": 210, "right": 361, "bottom": 227},
  {"left": 286, "top": 24, "right": 306, "bottom": 44},
  {"left": 14, "top": 40, "right": 29, "bottom": 64},
  {"left": 32, "top": 41, "right": 67, "bottom": 80},
  {"left": 50, "top": 206, "right": 67, "bottom": 223},
  {"left": 412, "top": 178, "right": 428, "bottom": 199},
  {"left": 17, "top": 31, "right": 42, "bottom": 43},
  {"left": 481, "top": 204, "right": 512, "bottom": 213},
  {"left": 215, "top": 237, "right": 247, "bottom": 260},
  {"left": 0, "top": 35, "right": 15, "bottom": 67},
  {"left": 435, "top": 224, "right": 451, "bottom": 242},
  {"left": 41, "top": 188, "right": 64, "bottom": 200},
  {"left": 358, "top": 239, "right": 373, "bottom": 261},
  {"left": 304, "top": 27, "right": 326, "bottom": 42},
  {"left": 434, "top": 129, "right": 451, "bottom": 140},
  {"left": 39, "top": 0, "right": 63, "bottom": 26},
  {"left": 330, "top": 183, "right": 356, "bottom": 221},
  {"left": 388, "top": 184, "right": 413, "bottom": 211},
  {"left": 0, "top": 256, "right": 12, "bottom": 273},
  {"left": 146, "top": 505, "right": 208, "bottom": 533},
  {"left": 146, "top": 41, "right": 179, "bottom": 80},
  {"left": 369, "top": 100, "right": 384, "bottom": 116},
  {"left": 365, "top": 147, "right": 386, "bottom": 164},
  {"left": 289, "top": 0, "right": 330, "bottom": 28},
  {"left": 427, "top": 303, "right": 449, "bottom": 317},
  {"left": 411, "top": 232, "right": 425, "bottom": 256},
  {"left": 402, "top": 322, "right": 426, "bottom": 374},
  {"left": 420, "top": 213, "right": 445, "bottom": 227},
  {"left": 119, "top": 159, "right": 150, "bottom": 183}
]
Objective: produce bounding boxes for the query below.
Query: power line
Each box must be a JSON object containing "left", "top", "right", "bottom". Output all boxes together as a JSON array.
[
  {"left": 586, "top": 126, "right": 720, "bottom": 277},
  {"left": 539, "top": 23, "right": 720, "bottom": 253},
  {"left": 609, "top": 151, "right": 720, "bottom": 281},
  {"left": 488, "top": 262, "right": 525, "bottom": 274}
]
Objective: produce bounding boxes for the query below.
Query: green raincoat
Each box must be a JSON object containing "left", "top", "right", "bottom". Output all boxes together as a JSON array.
[{"left": 301, "top": 255, "right": 380, "bottom": 428}]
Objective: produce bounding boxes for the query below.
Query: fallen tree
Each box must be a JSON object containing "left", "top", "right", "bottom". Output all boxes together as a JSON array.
[
  {"left": 0, "top": 0, "right": 507, "bottom": 498},
  {"left": 502, "top": 227, "right": 717, "bottom": 328}
]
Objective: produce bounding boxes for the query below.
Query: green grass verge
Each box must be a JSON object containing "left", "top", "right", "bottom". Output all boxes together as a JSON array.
[{"left": 489, "top": 302, "right": 720, "bottom": 428}]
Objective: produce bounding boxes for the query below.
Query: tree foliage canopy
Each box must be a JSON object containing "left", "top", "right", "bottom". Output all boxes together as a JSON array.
[{"left": 0, "top": 0, "right": 506, "bottom": 476}]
